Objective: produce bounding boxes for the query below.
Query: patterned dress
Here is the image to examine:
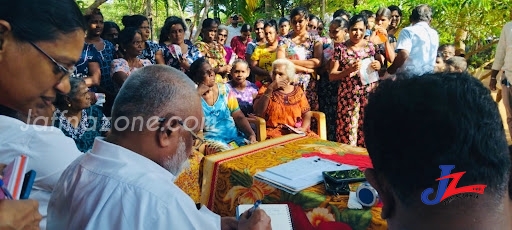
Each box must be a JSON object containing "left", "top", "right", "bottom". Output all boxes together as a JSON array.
[
  {"left": 110, "top": 58, "right": 152, "bottom": 91},
  {"left": 202, "top": 83, "right": 248, "bottom": 154},
  {"left": 279, "top": 32, "right": 321, "bottom": 112},
  {"left": 195, "top": 41, "right": 227, "bottom": 83},
  {"left": 227, "top": 80, "right": 258, "bottom": 116},
  {"left": 96, "top": 40, "right": 117, "bottom": 94},
  {"left": 320, "top": 42, "right": 343, "bottom": 141},
  {"left": 255, "top": 85, "right": 318, "bottom": 139},
  {"left": 74, "top": 43, "right": 101, "bottom": 81},
  {"left": 53, "top": 105, "right": 110, "bottom": 152},
  {"left": 334, "top": 41, "right": 378, "bottom": 147},
  {"left": 138, "top": 41, "right": 161, "bottom": 64},
  {"left": 161, "top": 40, "right": 202, "bottom": 72}
]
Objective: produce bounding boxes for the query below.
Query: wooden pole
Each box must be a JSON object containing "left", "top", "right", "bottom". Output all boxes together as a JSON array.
[
  {"left": 145, "top": 0, "right": 153, "bottom": 41},
  {"left": 321, "top": 0, "right": 326, "bottom": 22}
]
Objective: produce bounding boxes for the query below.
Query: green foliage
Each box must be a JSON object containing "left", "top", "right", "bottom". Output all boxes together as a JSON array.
[
  {"left": 95, "top": 0, "right": 187, "bottom": 41},
  {"left": 229, "top": 169, "right": 253, "bottom": 188},
  {"left": 280, "top": 191, "right": 326, "bottom": 209},
  {"left": 338, "top": 208, "right": 372, "bottom": 230},
  {"left": 84, "top": 0, "right": 508, "bottom": 68}
]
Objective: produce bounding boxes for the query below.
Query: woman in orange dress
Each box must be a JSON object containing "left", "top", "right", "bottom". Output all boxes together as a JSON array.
[{"left": 253, "top": 59, "right": 318, "bottom": 139}]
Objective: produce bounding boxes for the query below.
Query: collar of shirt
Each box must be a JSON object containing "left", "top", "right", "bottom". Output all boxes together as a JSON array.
[
  {"left": 90, "top": 137, "right": 177, "bottom": 181},
  {"left": 413, "top": 21, "right": 430, "bottom": 28}
]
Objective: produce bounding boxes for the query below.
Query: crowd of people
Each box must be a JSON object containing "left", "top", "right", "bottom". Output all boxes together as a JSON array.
[
  {"left": 50, "top": 3, "right": 468, "bottom": 152},
  {"left": 0, "top": 0, "right": 510, "bottom": 229}
]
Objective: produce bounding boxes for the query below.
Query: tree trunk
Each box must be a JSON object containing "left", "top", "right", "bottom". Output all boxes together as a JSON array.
[
  {"left": 193, "top": 0, "right": 211, "bottom": 42},
  {"left": 175, "top": 0, "right": 184, "bottom": 18},
  {"left": 455, "top": 29, "right": 468, "bottom": 57},
  {"left": 145, "top": 0, "right": 153, "bottom": 41},
  {"left": 353, "top": 0, "right": 358, "bottom": 7},
  {"left": 83, "top": 0, "right": 107, "bottom": 15},
  {"left": 265, "top": 0, "right": 271, "bottom": 18},
  {"left": 321, "top": 0, "right": 325, "bottom": 22}
]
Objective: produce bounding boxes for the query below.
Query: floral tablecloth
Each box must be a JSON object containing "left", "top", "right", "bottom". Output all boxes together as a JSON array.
[{"left": 201, "top": 134, "right": 387, "bottom": 230}]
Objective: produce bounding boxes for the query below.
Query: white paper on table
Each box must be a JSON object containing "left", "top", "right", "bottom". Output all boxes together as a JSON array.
[{"left": 359, "top": 57, "right": 379, "bottom": 85}]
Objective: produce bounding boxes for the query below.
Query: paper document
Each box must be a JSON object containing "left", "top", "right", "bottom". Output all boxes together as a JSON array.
[
  {"left": 359, "top": 57, "right": 379, "bottom": 85},
  {"left": 254, "top": 157, "right": 357, "bottom": 194},
  {"left": 236, "top": 204, "right": 292, "bottom": 230}
]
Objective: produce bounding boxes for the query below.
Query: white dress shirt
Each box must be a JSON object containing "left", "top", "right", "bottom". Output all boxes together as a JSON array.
[
  {"left": 492, "top": 21, "right": 512, "bottom": 82},
  {"left": 226, "top": 25, "right": 242, "bottom": 48},
  {"left": 396, "top": 21, "right": 439, "bottom": 76},
  {"left": 0, "top": 115, "right": 82, "bottom": 230},
  {"left": 47, "top": 138, "right": 221, "bottom": 230}
]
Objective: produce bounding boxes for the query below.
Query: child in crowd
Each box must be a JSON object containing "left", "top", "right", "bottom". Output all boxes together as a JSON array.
[{"left": 227, "top": 60, "right": 258, "bottom": 116}]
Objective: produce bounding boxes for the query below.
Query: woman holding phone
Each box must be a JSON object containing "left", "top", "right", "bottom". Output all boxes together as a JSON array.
[{"left": 159, "top": 16, "right": 202, "bottom": 72}]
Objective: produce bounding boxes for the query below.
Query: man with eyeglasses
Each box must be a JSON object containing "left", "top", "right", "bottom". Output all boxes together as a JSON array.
[{"left": 47, "top": 65, "right": 271, "bottom": 229}]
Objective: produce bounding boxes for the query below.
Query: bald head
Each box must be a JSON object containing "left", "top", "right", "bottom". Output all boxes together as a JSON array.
[{"left": 111, "top": 65, "right": 202, "bottom": 134}]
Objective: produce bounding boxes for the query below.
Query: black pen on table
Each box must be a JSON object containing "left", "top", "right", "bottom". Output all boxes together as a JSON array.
[{"left": 247, "top": 200, "right": 262, "bottom": 218}]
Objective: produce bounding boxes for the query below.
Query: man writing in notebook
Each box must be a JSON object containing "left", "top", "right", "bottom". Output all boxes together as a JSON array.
[
  {"left": 47, "top": 65, "right": 271, "bottom": 229},
  {"left": 363, "top": 72, "right": 511, "bottom": 229}
]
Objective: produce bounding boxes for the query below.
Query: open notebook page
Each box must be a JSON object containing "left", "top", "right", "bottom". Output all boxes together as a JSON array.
[{"left": 236, "top": 204, "right": 292, "bottom": 230}]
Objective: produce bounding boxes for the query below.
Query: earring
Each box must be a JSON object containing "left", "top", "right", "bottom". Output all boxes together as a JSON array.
[{"left": 68, "top": 103, "right": 71, "bottom": 107}]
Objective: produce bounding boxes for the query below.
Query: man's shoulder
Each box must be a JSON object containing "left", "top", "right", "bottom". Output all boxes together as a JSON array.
[
  {"left": 64, "top": 152, "right": 186, "bottom": 204},
  {"left": 0, "top": 116, "right": 77, "bottom": 147}
]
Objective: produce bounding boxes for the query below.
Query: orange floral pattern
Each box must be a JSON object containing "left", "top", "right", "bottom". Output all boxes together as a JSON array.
[
  {"left": 223, "top": 178, "right": 276, "bottom": 210},
  {"left": 307, "top": 207, "right": 336, "bottom": 227},
  {"left": 202, "top": 135, "right": 387, "bottom": 230},
  {"left": 174, "top": 150, "right": 204, "bottom": 203}
]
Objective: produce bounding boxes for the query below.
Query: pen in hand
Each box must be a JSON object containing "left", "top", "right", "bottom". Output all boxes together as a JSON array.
[{"left": 247, "top": 200, "right": 262, "bottom": 218}]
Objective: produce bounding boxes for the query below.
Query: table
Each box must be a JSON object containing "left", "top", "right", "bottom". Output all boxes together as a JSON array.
[{"left": 201, "top": 134, "right": 387, "bottom": 230}]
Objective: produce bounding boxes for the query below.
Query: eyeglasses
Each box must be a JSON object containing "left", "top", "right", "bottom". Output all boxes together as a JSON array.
[
  {"left": 218, "top": 34, "right": 228, "bottom": 37},
  {"left": 158, "top": 117, "right": 205, "bottom": 150},
  {"left": 29, "top": 41, "right": 76, "bottom": 79}
]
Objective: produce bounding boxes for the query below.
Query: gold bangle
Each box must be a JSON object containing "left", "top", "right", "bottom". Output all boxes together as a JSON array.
[{"left": 263, "top": 93, "right": 271, "bottom": 98}]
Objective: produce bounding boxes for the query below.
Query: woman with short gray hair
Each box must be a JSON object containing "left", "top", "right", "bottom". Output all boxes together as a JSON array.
[
  {"left": 253, "top": 59, "right": 318, "bottom": 138},
  {"left": 53, "top": 76, "right": 110, "bottom": 152}
]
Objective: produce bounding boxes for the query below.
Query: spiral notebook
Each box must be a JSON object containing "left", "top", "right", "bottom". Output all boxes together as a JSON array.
[{"left": 236, "top": 204, "right": 292, "bottom": 230}]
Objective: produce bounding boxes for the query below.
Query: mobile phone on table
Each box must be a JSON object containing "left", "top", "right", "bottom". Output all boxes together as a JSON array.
[
  {"left": 323, "top": 169, "right": 365, "bottom": 195},
  {"left": 20, "top": 170, "right": 36, "bottom": 199}
]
